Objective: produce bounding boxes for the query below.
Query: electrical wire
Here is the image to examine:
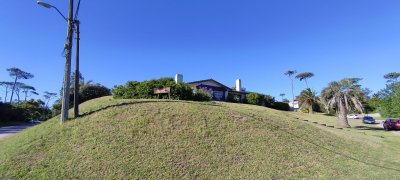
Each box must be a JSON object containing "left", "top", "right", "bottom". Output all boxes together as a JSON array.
[{"left": 74, "top": 0, "right": 81, "bottom": 20}]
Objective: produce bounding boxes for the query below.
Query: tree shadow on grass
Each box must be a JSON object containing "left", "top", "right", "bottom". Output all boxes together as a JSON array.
[
  {"left": 352, "top": 125, "right": 383, "bottom": 131},
  {"left": 323, "top": 113, "right": 335, "bottom": 117}
]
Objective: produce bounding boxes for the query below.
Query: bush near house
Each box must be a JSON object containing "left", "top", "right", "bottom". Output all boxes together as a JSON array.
[
  {"left": 271, "top": 102, "right": 290, "bottom": 111},
  {"left": 244, "top": 93, "right": 289, "bottom": 111},
  {"left": 246, "top": 93, "right": 262, "bottom": 105},
  {"left": 112, "top": 78, "right": 207, "bottom": 101},
  {"left": 227, "top": 93, "right": 239, "bottom": 103},
  {"left": 193, "top": 89, "right": 212, "bottom": 102}
]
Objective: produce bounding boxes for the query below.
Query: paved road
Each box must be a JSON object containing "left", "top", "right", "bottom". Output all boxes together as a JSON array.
[{"left": 0, "top": 124, "right": 37, "bottom": 141}]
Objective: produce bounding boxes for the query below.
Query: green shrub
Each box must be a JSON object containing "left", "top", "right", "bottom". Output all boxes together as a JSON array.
[
  {"left": 246, "top": 93, "right": 262, "bottom": 105},
  {"left": 193, "top": 89, "right": 212, "bottom": 102},
  {"left": 271, "top": 102, "right": 290, "bottom": 111},
  {"left": 264, "top": 95, "right": 275, "bottom": 107},
  {"left": 171, "top": 83, "right": 193, "bottom": 100},
  {"left": 79, "top": 84, "right": 111, "bottom": 102},
  {"left": 112, "top": 78, "right": 212, "bottom": 102},
  {"left": 227, "top": 93, "right": 239, "bottom": 103}
]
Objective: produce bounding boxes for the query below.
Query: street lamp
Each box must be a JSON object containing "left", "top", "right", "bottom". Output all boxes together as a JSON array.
[
  {"left": 37, "top": 0, "right": 80, "bottom": 123},
  {"left": 37, "top": 1, "right": 67, "bottom": 21}
]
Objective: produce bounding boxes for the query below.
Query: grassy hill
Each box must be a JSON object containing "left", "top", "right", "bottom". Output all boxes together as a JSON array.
[{"left": 1, "top": 97, "right": 400, "bottom": 179}]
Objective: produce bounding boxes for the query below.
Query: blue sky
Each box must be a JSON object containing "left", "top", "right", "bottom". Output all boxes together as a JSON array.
[{"left": 1, "top": 0, "right": 400, "bottom": 103}]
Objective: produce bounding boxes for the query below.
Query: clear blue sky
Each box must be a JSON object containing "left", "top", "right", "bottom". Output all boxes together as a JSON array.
[{"left": 1, "top": 0, "right": 400, "bottom": 103}]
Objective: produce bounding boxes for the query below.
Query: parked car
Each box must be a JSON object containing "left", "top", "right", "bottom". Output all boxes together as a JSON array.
[
  {"left": 29, "top": 119, "right": 41, "bottom": 124},
  {"left": 347, "top": 114, "right": 359, "bottom": 119},
  {"left": 383, "top": 119, "right": 400, "bottom": 131},
  {"left": 362, "top": 116, "right": 376, "bottom": 124}
]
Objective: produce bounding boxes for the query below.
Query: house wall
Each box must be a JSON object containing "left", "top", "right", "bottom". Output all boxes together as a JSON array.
[{"left": 188, "top": 80, "right": 229, "bottom": 101}]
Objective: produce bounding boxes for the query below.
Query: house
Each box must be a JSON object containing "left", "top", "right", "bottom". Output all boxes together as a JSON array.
[
  {"left": 175, "top": 74, "right": 248, "bottom": 102},
  {"left": 289, "top": 100, "right": 299, "bottom": 111}
]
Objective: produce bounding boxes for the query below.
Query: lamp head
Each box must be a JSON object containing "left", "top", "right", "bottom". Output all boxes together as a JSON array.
[{"left": 37, "top": 1, "right": 52, "bottom": 8}]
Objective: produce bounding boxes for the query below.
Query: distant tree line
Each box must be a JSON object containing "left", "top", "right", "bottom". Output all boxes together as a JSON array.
[
  {"left": 0, "top": 68, "right": 56, "bottom": 124},
  {"left": 0, "top": 68, "right": 111, "bottom": 125},
  {"left": 367, "top": 72, "right": 400, "bottom": 118}
]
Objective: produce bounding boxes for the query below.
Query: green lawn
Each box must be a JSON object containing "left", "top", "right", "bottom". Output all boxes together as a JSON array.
[{"left": 0, "top": 96, "right": 399, "bottom": 179}]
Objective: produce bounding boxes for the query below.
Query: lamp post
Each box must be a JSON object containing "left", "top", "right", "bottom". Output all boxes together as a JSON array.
[{"left": 37, "top": 0, "right": 80, "bottom": 123}]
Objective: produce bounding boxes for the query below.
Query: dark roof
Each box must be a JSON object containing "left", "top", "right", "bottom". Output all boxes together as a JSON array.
[{"left": 187, "top": 79, "right": 232, "bottom": 90}]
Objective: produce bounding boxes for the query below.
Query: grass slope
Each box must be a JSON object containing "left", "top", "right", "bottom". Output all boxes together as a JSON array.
[{"left": 1, "top": 97, "right": 399, "bottom": 179}]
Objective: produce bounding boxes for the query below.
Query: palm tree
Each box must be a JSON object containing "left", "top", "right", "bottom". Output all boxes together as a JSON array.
[
  {"left": 320, "top": 78, "right": 366, "bottom": 128},
  {"left": 279, "top": 93, "right": 286, "bottom": 102},
  {"left": 7, "top": 68, "right": 34, "bottom": 104},
  {"left": 284, "top": 70, "right": 297, "bottom": 105},
  {"left": 295, "top": 72, "right": 314, "bottom": 88},
  {"left": 20, "top": 85, "right": 37, "bottom": 101},
  {"left": 297, "top": 88, "right": 318, "bottom": 114},
  {"left": 43, "top": 91, "right": 57, "bottom": 108},
  {"left": 384, "top": 72, "right": 400, "bottom": 84}
]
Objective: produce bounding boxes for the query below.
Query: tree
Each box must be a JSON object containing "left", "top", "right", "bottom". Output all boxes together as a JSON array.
[
  {"left": 297, "top": 88, "right": 318, "bottom": 114},
  {"left": 70, "top": 71, "right": 85, "bottom": 89},
  {"left": 13, "top": 82, "right": 26, "bottom": 103},
  {"left": 320, "top": 78, "right": 367, "bottom": 128},
  {"left": 279, "top": 93, "right": 286, "bottom": 102},
  {"left": 284, "top": 70, "right": 297, "bottom": 106},
  {"left": 79, "top": 84, "right": 111, "bottom": 102},
  {"left": 43, "top": 91, "right": 57, "bottom": 108},
  {"left": 20, "top": 85, "right": 37, "bottom": 101},
  {"left": 0, "top": 82, "right": 14, "bottom": 103},
  {"left": 263, "top": 95, "right": 275, "bottom": 107},
  {"left": 384, "top": 72, "right": 400, "bottom": 84},
  {"left": 7, "top": 68, "right": 34, "bottom": 104},
  {"left": 246, "top": 93, "right": 262, "bottom": 106},
  {"left": 377, "top": 82, "right": 400, "bottom": 118},
  {"left": 295, "top": 72, "right": 314, "bottom": 88}
]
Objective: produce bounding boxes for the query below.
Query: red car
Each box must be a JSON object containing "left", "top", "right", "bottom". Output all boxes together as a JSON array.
[{"left": 383, "top": 119, "right": 400, "bottom": 131}]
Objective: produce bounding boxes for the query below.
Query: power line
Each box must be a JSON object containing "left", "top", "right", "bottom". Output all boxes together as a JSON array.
[{"left": 74, "top": 0, "right": 81, "bottom": 20}]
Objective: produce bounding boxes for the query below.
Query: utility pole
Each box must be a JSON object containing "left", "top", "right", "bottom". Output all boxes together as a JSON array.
[
  {"left": 74, "top": 20, "right": 80, "bottom": 119},
  {"left": 60, "top": 0, "right": 74, "bottom": 124}
]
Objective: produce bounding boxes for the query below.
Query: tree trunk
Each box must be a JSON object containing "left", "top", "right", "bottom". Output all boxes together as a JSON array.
[
  {"left": 9, "top": 77, "right": 18, "bottom": 104},
  {"left": 291, "top": 78, "right": 295, "bottom": 110},
  {"left": 4, "top": 87, "right": 8, "bottom": 102},
  {"left": 308, "top": 105, "right": 314, "bottom": 114},
  {"left": 5, "top": 86, "right": 9, "bottom": 103},
  {"left": 324, "top": 105, "right": 330, "bottom": 114},
  {"left": 16, "top": 90, "right": 20, "bottom": 103},
  {"left": 338, "top": 96, "right": 351, "bottom": 128},
  {"left": 305, "top": 79, "right": 309, "bottom": 89}
]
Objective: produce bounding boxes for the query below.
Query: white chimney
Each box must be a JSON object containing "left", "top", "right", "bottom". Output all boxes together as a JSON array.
[
  {"left": 236, "top": 79, "right": 242, "bottom": 91},
  {"left": 175, "top": 74, "right": 183, "bottom": 84}
]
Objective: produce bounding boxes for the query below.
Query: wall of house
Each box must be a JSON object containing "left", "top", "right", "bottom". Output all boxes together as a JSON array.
[{"left": 188, "top": 80, "right": 229, "bottom": 101}]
